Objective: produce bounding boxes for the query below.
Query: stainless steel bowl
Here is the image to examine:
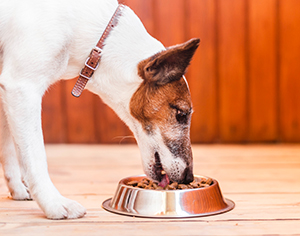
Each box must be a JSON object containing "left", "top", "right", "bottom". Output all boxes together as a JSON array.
[{"left": 102, "top": 175, "right": 234, "bottom": 218}]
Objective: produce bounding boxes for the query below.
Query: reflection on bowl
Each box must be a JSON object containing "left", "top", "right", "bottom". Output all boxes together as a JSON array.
[{"left": 102, "top": 175, "right": 234, "bottom": 218}]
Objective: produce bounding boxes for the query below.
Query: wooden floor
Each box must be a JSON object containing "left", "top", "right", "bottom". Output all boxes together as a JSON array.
[{"left": 1, "top": 144, "right": 300, "bottom": 235}]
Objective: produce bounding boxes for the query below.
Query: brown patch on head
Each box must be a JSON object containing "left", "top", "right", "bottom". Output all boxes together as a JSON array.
[
  {"left": 130, "top": 76, "right": 194, "bottom": 182},
  {"left": 130, "top": 38, "right": 200, "bottom": 133},
  {"left": 130, "top": 77, "right": 192, "bottom": 134}
]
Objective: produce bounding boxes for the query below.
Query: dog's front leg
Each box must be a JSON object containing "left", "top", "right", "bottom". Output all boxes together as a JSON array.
[
  {"left": 1, "top": 82, "right": 86, "bottom": 219},
  {"left": 0, "top": 103, "right": 32, "bottom": 200}
]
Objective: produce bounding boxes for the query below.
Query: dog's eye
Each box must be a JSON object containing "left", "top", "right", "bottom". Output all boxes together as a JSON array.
[
  {"left": 175, "top": 109, "right": 188, "bottom": 124},
  {"left": 170, "top": 104, "right": 191, "bottom": 124}
]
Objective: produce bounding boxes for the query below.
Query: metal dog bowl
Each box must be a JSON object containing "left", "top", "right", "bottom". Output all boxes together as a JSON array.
[{"left": 102, "top": 175, "right": 234, "bottom": 218}]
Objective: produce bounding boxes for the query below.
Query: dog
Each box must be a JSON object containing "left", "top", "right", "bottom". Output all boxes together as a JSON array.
[{"left": 0, "top": 0, "right": 199, "bottom": 219}]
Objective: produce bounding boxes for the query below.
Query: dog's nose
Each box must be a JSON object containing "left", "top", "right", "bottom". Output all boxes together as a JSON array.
[{"left": 182, "top": 166, "right": 194, "bottom": 184}]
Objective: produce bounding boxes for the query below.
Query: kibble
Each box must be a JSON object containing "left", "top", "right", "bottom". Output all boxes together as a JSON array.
[{"left": 126, "top": 177, "right": 213, "bottom": 190}]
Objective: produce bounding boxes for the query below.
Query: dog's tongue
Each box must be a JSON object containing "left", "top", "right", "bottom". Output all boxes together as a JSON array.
[{"left": 158, "top": 173, "right": 170, "bottom": 188}]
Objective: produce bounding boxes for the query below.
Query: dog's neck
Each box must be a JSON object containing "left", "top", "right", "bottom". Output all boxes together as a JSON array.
[{"left": 85, "top": 6, "right": 165, "bottom": 128}]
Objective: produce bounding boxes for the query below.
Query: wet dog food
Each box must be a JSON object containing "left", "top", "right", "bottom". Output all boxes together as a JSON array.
[{"left": 126, "top": 177, "right": 213, "bottom": 190}]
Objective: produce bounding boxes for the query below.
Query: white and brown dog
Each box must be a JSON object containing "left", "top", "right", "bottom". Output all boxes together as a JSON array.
[{"left": 0, "top": 0, "right": 199, "bottom": 219}]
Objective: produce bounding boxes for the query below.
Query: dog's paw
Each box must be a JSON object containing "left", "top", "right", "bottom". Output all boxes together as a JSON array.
[
  {"left": 9, "top": 182, "right": 32, "bottom": 201},
  {"left": 43, "top": 197, "right": 86, "bottom": 220}
]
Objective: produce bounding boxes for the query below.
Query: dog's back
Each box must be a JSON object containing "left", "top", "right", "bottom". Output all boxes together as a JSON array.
[{"left": 0, "top": 0, "right": 119, "bottom": 80}]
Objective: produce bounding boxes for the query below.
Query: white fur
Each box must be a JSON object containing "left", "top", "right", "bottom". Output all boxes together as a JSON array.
[
  {"left": 133, "top": 122, "right": 187, "bottom": 182},
  {"left": 0, "top": 0, "right": 190, "bottom": 219}
]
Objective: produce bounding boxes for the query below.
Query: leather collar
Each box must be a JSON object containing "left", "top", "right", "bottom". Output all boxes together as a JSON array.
[{"left": 72, "top": 4, "right": 125, "bottom": 97}]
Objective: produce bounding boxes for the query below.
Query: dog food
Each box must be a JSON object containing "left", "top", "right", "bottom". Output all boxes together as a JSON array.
[{"left": 126, "top": 177, "right": 213, "bottom": 190}]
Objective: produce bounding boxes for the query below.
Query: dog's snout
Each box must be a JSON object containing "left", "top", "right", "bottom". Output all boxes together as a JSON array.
[{"left": 182, "top": 166, "right": 194, "bottom": 184}]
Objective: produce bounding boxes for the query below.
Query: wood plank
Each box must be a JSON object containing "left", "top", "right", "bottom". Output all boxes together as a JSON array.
[
  {"left": 122, "top": 0, "right": 155, "bottom": 35},
  {"left": 186, "top": 0, "right": 218, "bottom": 143},
  {"left": 42, "top": 81, "right": 67, "bottom": 143},
  {"left": 153, "top": 0, "right": 186, "bottom": 46},
  {"left": 248, "top": 0, "right": 278, "bottom": 142},
  {"left": 64, "top": 79, "right": 97, "bottom": 143},
  {"left": 279, "top": 0, "right": 300, "bottom": 142},
  {"left": 94, "top": 98, "right": 134, "bottom": 143},
  {"left": 217, "top": 0, "right": 248, "bottom": 142},
  {"left": 1, "top": 218, "right": 300, "bottom": 236}
]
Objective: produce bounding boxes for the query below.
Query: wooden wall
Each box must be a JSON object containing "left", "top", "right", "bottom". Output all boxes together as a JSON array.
[{"left": 40, "top": 0, "right": 300, "bottom": 143}]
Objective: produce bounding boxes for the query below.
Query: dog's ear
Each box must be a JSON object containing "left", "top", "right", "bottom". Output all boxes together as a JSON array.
[{"left": 138, "top": 38, "right": 200, "bottom": 85}]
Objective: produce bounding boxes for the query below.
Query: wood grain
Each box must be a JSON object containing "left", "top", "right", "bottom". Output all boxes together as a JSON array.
[
  {"left": 186, "top": 0, "right": 218, "bottom": 143},
  {"left": 122, "top": 0, "right": 155, "bottom": 35},
  {"left": 42, "top": 81, "right": 66, "bottom": 143},
  {"left": 64, "top": 78, "right": 97, "bottom": 143},
  {"left": 248, "top": 0, "right": 278, "bottom": 142},
  {"left": 217, "top": 0, "right": 248, "bottom": 142},
  {"left": 1, "top": 144, "right": 300, "bottom": 235},
  {"left": 153, "top": 0, "right": 186, "bottom": 46},
  {"left": 279, "top": 0, "right": 300, "bottom": 142},
  {"left": 94, "top": 98, "right": 134, "bottom": 143}
]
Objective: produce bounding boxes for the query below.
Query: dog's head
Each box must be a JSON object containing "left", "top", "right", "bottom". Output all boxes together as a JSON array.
[{"left": 130, "top": 38, "right": 200, "bottom": 186}]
